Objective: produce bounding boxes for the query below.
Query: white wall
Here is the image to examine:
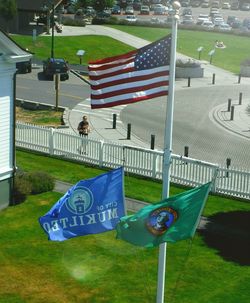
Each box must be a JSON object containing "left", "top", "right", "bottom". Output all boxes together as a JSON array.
[{"left": 0, "top": 61, "right": 15, "bottom": 182}]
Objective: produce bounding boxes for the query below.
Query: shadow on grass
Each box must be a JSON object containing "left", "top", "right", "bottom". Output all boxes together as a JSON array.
[{"left": 199, "top": 211, "right": 250, "bottom": 266}]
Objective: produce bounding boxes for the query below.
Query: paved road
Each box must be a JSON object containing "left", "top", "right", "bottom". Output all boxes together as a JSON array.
[{"left": 17, "top": 25, "right": 250, "bottom": 170}]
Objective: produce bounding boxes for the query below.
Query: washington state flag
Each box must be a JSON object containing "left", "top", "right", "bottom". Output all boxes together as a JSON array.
[{"left": 116, "top": 182, "right": 211, "bottom": 248}]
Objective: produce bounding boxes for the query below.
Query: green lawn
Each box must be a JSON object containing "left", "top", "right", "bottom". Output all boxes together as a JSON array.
[
  {"left": 12, "top": 26, "right": 250, "bottom": 74},
  {"left": 106, "top": 25, "right": 250, "bottom": 74},
  {"left": 0, "top": 150, "right": 249, "bottom": 302},
  {"left": 12, "top": 34, "right": 134, "bottom": 65}
]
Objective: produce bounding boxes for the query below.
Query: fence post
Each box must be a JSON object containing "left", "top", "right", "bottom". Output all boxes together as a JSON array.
[
  {"left": 98, "top": 140, "right": 104, "bottom": 168},
  {"left": 226, "top": 158, "right": 231, "bottom": 178},
  {"left": 49, "top": 128, "right": 54, "bottom": 155},
  {"left": 150, "top": 134, "right": 155, "bottom": 150}
]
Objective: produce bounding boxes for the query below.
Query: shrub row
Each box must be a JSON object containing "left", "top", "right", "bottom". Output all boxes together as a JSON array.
[{"left": 13, "top": 171, "right": 55, "bottom": 204}]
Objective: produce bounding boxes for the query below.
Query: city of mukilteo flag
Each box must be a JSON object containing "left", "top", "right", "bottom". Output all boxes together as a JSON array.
[
  {"left": 88, "top": 35, "right": 171, "bottom": 109},
  {"left": 39, "top": 167, "right": 125, "bottom": 241},
  {"left": 116, "top": 182, "right": 212, "bottom": 248}
]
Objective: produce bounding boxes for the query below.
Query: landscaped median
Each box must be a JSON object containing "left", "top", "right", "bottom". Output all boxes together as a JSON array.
[{"left": 0, "top": 150, "right": 248, "bottom": 302}]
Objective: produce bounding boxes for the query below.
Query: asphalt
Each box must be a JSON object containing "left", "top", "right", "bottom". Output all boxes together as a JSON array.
[{"left": 52, "top": 25, "right": 250, "bottom": 146}]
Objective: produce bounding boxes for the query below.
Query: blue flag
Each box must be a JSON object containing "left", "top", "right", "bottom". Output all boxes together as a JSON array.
[{"left": 39, "top": 167, "right": 125, "bottom": 241}]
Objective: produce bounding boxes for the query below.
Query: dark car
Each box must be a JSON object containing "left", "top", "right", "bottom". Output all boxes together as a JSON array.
[
  {"left": 43, "top": 58, "right": 69, "bottom": 80},
  {"left": 111, "top": 5, "right": 121, "bottom": 14},
  {"left": 16, "top": 59, "right": 32, "bottom": 74}
]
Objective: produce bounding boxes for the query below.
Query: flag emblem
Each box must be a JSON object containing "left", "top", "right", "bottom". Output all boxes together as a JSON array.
[
  {"left": 88, "top": 35, "right": 171, "bottom": 109},
  {"left": 65, "top": 187, "right": 93, "bottom": 215},
  {"left": 146, "top": 207, "right": 178, "bottom": 236}
]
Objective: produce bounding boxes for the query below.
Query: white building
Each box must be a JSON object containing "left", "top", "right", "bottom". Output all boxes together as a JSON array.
[{"left": 0, "top": 29, "right": 32, "bottom": 209}]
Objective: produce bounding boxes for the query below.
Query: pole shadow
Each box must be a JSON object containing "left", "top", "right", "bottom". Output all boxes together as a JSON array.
[{"left": 199, "top": 211, "right": 250, "bottom": 266}]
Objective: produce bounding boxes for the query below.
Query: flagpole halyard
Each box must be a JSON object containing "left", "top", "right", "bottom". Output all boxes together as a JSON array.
[{"left": 156, "top": 2, "right": 181, "bottom": 303}]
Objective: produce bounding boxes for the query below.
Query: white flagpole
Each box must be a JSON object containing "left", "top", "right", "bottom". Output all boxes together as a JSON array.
[{"left": 156, "top": 2, "right": 181, "bottom": 303}]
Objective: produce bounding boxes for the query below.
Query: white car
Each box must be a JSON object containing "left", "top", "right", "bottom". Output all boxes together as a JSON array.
[
  {"left": 201, "top": 20, "right": 215, "bottom": 29},
  {"left": 213, "top": 17, "right": 224, "bottom": 26},
  {"left": 222, "top": 2, "right": 231, "bottom": 9},
  {"left": 125, "top": 15, "right": 137, "bottom": 22},
  {"left": 218, "top": 23, "right": 232, "bottom": 31}
]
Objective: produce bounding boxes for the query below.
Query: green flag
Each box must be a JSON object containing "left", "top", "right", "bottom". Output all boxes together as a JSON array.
[{"left": 116, "top": 182, "right": 212, "bottom": 248}]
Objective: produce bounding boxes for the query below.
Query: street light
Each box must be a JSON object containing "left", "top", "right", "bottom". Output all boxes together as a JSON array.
[
  {"left": 208, "top": 49, "right": 215, "bottom": 64},
  {"left": 197, "top": 46, "right": 203, "bottom": 60},
  {"left": 76, "top": 50, "right": 85, "bottom": 64}
]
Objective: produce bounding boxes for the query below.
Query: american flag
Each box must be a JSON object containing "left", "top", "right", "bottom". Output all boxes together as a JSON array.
[{"left": 88, "top": 35, "right": 171, "bottom": 109}]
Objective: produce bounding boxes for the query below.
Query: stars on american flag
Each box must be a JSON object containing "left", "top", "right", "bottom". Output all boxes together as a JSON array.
[{"left": 135, "top": 35, "right": 171, "bottom": 70}]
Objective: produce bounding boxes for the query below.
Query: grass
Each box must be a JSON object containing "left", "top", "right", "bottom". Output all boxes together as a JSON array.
[
  {"left": 105, "top": 25, "right": 250, "bottom": 74},
  {"left": 0, "top": 150, "right": 249, "bottom": 302},
  {"left": 16, "top": 107, "right": 62, "bottom": 127},
  {"left": 12, "top": 26, "right": 250, "bottom": 74},
  {"left": 12, "top": 34, "right": 134, "bottom": 64}
]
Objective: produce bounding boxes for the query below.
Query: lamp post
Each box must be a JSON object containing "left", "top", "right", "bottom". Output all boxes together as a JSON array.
[
  {"left": 76, "top": 50, "right": 85, "bottom": 64},
  {"left": 197, "top": 46, "right": 203, "bottom": 60},
  {"left": 208, "top": 49, "right": 215, "bottom": 64}
]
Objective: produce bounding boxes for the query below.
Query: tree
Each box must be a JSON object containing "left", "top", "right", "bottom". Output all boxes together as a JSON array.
[
  {"left": 0, "top": 0, "right": 17, "bottom": 32},
  {"left": 93, "top": 0, "right": 115, "bottom": 11}
]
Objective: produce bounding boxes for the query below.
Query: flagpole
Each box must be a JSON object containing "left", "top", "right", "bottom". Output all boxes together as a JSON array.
[{"left": 156, "top": 2, "right": 181, "bottom": 303}]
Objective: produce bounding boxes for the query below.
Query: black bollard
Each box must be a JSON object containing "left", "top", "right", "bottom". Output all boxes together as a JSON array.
[
  {"left": 239, "top": 92, "right": 242, "bottom": 105},
  {"left": 238, "top": 74, "right": 241, "bottom": 84},
  {"left": 230, "top": 105, "right": 235, "bottom": 121},
  {"left": 112, "top": 113, "right": 117, "bottom": 129},
  {"left": 227, "top": 98, "right": 232, "bottom": 112},
  {"left": 127, "top": 123, "right": 131, "bottom": 140},
  {"left": 212, "top": 73, "right": 215, "bottom": 84},
  {"left": 184, "top": 146, "right": 189, "bottom": 157},
  {"left": 150, "top": 135, "right": 155, "bottom": 150},
  {"left": 188, "top": 77, "right": 191, "bottom": 87}
]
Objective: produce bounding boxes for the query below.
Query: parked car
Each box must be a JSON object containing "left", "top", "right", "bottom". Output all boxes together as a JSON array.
[
  {"left": 182, "top": 15, "right": 194, "bottom": 24},
  {"left": 201, "top": 0, "right": 209, "bottom": 8},
  {"left": 16, "top": 59, "right": 32, "bottom": 74},
  {"left": 125, "top": 15, "right": 137, "bottom": 22},
  {"left": 201, "top": 20, "right": 215, "bottom": 29},
  {"left": 222, "top": 2, "right": 230, "bottom": 9},
  {"left": 153, "top": 6, "right": 167, "bottom": 15},
  {"left": 125, "top": 6, "right": 134, "bottom": 14},
  {"left": 218, "top": 23, "right": 232, "bottom": 31},
  {"left": 182, "top": 8, "right": 192, "bottom": 16},
  {"left": 231, "top": 2, "right": 239, "bottom": 10},
  {"left": 241, "top": 2, "right": 250, "bottom": 10},
  {"left": 43, "top": 58, "right": 69, "bottom": 81},
  {"left": 196, "top": 14, "right": 210, "bottom": 25},
  {"left": 111, "top": 5, "right": 121, "bottom": 14},
  {"left": 140, "top": 5, "right": 150, "bottom": 14}
]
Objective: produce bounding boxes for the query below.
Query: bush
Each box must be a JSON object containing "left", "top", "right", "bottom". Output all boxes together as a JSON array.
[
  {"left": 24, "top": 171, "right": 55, "bottom": 194},
  {"left": 62, "top": 18, "right": 86, "bottom": 27},
  {"left": 13, "top": 176, "right": 32, "bottom": 204}
]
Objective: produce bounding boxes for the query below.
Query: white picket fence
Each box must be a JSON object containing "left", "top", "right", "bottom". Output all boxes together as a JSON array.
[{"left": 16, "top": 122, "right": 250, "bottom": 200}]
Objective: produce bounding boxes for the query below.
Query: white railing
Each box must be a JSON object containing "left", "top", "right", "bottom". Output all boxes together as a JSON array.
[{"left": 16, "top": 122, "right": 250, "bottom": 200}]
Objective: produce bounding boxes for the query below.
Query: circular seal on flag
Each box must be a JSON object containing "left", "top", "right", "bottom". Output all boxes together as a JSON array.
[
  {"left": 146, "top": 207, "right": 178, "bottom": 236},
  {"left": 66, "top": 186, "right": 93, "bottom": 215}
]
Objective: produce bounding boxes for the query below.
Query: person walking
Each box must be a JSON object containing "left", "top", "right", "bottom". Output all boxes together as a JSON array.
[{"left": 77, "top": 115, "right": 90, "bottom": 137}]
